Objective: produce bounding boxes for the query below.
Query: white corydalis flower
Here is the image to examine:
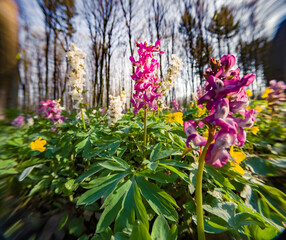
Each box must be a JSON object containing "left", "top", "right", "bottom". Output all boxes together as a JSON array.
[
  {"left": 107, "top": 91, "right": 126, "bottom": 125},
  {"left": 160, "top": 54, "right": 183, "bottom": 95},
  {"left": 27, "top": 118, "right": 34, "bottom": 126},
  {"left": 66, "top": 43, "right": 86, "bottom": 109}
]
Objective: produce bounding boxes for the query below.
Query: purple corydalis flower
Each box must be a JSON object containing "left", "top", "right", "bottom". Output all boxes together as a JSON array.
[
  {"left": 205, "top": 129, "right": 236, "bottom": 168},
  {"left": 184, "top": 120, "right": 207, "bottom": 147},
  {"left": 12, "top": 115, "right": 25, "bottom": 128},
  {"left": 130, "top": 40, "right": 163, "bottom": 114},
  {"left": 185, "top": 54, "right": 257, "bottom": 168}
]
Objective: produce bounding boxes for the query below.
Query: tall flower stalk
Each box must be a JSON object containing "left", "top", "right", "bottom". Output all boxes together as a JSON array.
[
  {"left": 66, "top": 43, "right": 87, "bottom": 130},
  {"left": 184, "top": 54, "right": 257, "bottom": 239},
  {"left": 130, "top": 40, "right": 163, "bottom": 149}
]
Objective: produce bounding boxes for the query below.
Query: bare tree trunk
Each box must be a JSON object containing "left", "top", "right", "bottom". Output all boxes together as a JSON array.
[
  {"left": 53, "top": 29, "right": 58, "bottom": 100},
  {"left": 0, "top": 0, "right": 19, "bottom": 119}
]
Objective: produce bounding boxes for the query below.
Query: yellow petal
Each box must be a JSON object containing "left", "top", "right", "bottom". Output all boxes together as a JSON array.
[
  {"left": 246, "top": 89, "right": 252, "bottom": 97},
  {"left": 251, "top": 126, "right": 259, "bottom": 135},
  {"left": 230, "top": 145, "right": 246, "bottom": 163},
  {"left": 255, "top": 106, "right": 262, "bottom": 112},
  {"left": 30, "top": 142, "right": 35, "bottom": 150},
  {"left": 231, "top": 162, "right": 245, "bottom": 175}
]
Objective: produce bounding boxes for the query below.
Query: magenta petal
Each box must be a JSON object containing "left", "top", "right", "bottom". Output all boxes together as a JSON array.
[
  {"left": 236, "top": 127, "right": 246, "bottom": 147},
  {"left": 184, "top": 120, "right": 206, "bottom": 147},
  {"left": 221, "top": 54, "right": 236, "bottom": 70},
  {"left": 205, "top": 144, "right": 229, "bottom": 168},
  {"left": 241, "top": 74, "right": 255, "bottom": 87}
]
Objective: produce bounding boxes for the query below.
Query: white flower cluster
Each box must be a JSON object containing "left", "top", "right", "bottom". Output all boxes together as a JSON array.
[
  {"left": 66, "top": 43, "right": 87, "bottom": 109},
  {"left": 160, "top": 54, "right": 183, "bottom": 95},
  {"left": 89, "top": 109, "right": 97, "bottom": 118},
  {"left": 53, "top": 99, "right": 65, "bottom": 111},
  {"left": 107, "top": 91, "right": 126, "bottom": 125}
]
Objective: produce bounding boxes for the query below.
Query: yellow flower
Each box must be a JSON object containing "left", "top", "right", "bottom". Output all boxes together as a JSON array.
[
  {"left": 197, "top": 107, "right": 206, "bottom": 117},
  {"left": 246, "top": 89, "right": 253, "bottom": 97},
  {"left": 246, "top": 106, "right": 250, "bottom": 110},
  {"left": 230, "top": 145, "right": 246, "bottom": 175},
  {"left": 203, "top": 130, "right": 209, "bottom": 139},
  {"left": 30, "top": 137, "right": 47, "bottom": 152},
  {"left": 261, "top": 87, "right": 273, "bottom": 99},
  {"left": 251, "top": 126, "right": 259, "bottom": 135},
  {"left": 165, "top": 112, "right": 183, "bottom": 125},
  {"left": 255, "top": 106, "right": 262, "bottom": 112}
]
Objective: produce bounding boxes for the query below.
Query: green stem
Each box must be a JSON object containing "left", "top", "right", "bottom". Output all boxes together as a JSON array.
[
  {"left": 80, "top": 107, "right": 86, "bottom": 130},
  {"left": 143, "top": 105, "right": 147, "bottom": 161},
  {"left": 143, "top": 105, "right": 147, "bottom": 146},
  {"left": 195, "top": 128, "right": 215, "bottom": 240}
]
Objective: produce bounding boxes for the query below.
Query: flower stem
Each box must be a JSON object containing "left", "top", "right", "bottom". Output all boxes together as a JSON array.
[
  {"left": 143, "top": 105, "right": 147, "bottom": 146},
  {"left": 80, "top": 107, "right": 86, "bottom": 130},
  {"left": 142, "top": 105, "right": 148, "bottom": 162},
  {"left": 195, "top": 128, "right": 215, "bottom": 240}
]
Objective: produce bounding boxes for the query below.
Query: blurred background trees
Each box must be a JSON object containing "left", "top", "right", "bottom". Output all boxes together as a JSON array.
[{"left": 11, "top": 0, "right": 285, "bottom": 112}]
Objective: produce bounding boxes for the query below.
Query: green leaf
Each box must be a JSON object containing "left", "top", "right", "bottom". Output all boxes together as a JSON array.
[
  {"left": 102, "top": 140, "right": 121, "bottom": 154},
  {"left": 136, "top": 177, "right": 178, "bottom": 222},
  {"left": 82, "top": 138, "right": 91, "bottom": 158},
  {"left": 113, "top": 232, "right": 130, "bottom": 240},
  {"left": 96, "top": 180, "right": 132, "bottom": 233},
  {"left": 248, "top": 225, "right": 278, "bottom": 240},
  {"left": 150, "top": 143, "right": 161, "bottom": 162},
  {"left": 159, "top": 163, "right": 190, "bottom": 184},
  {"left": 64, "top": 179, "right": 78, "bottom": 192},
  {"left": 203, "top": 202, "right": 236, "bottom": 227},
  {"left": 99, "top": 156, "right": 131, "bottom": 171},
  {"left": 130, "top": 221, "right": 151, "bottom": 240},
  {"left": 151, "top": 215, "right": 170, "bottom": 240},
  {"left": 245, "top": 157, "right": 277, "bottom": 176},
  {"left": 92, "top": 227, "right": 113, "bottom": 240},
  {"left": 58, "top": 213, "right": 69, "bottom": 230},
  {"left": 159, "top": 160, "right": 191, "bottom": 169},
  {"left": 98, "top": 161, "right": 128, "bottom": 172},
  {"left": 0, "top": 160, "right": 17, "bottom": 169},
  {"left": 29, "top": 178, "right": 50, "bottom": 196},
  {"left": 75, "top": 137, "right": 89, "bottom": 154},
  {"left": 115, "top": 177, "right": 149, "bottom": 232},
  {"left": 69, "top": 217, "right": 84, "bottom": 237},
  {"left": 205, "top": 165, "right": 235, "bottom": 190},
  {"left": 234, "top": 212, "right": 265, "bottom": 228},
  {"left": 0, "top": 169, "right": 18, "bottom": 176},
  {"left": 254, "top": 184, "right": 286, "bottom": 219},
  {"left": 203, "top": 216, "right": 230, "bottom": 233},
  {"left": 75, "top": 165, "right": 104, "bottom": 183},
  {"left": 150, "top": 147, "right": 179, "bottom": 162},
  {"left": 77, "top": 173, "right": 128, "bottom": 205},
  {"left": 136, "top": 169, "right": 174, "bottom": 184}
]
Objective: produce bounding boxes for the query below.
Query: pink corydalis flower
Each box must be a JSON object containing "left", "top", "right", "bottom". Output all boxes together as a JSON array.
[
  {"left": 172, "top": 98, "right": 179, "bottom": 111},
  {"left": 220, "top": 54, "right": 236, "bottom": 77},
  {"left": 130, "top": 40, "right": 163, "bottom": 114},
  {"left": 267, "top": 80, "right": 286, "bottom": 107},
  {"left": 185, "top": 54, "right": 257, "bottom": 169},
  {"left": 38, "top": 99, "right": 66, "bottom": 130}
]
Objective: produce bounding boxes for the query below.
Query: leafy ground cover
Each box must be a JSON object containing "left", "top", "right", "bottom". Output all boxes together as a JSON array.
[{"left": 0, "top": 99, "right": 285, "bottom": 240}]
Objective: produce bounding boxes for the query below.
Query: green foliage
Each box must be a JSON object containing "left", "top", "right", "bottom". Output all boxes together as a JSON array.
[{"left": 0, "top": 102, "right": 285, "bottom": 239}]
